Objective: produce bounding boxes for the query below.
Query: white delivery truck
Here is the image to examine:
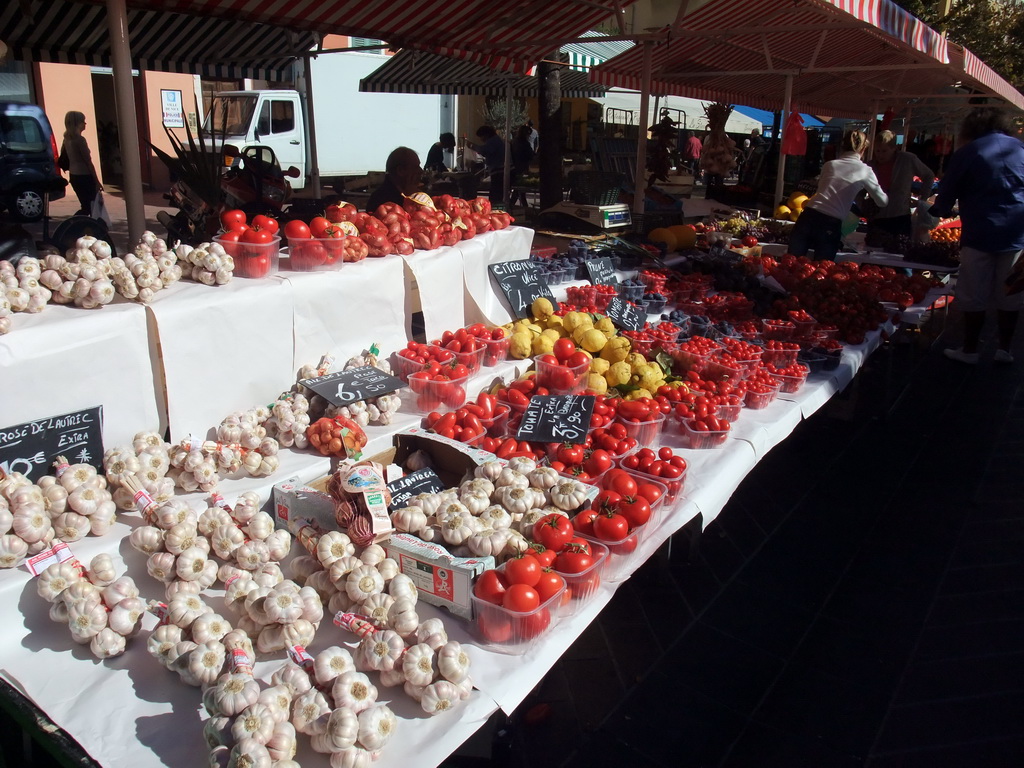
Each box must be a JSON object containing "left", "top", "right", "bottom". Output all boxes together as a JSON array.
[{"left": 207, "top": 51, "right": 452, "bottom": 192}]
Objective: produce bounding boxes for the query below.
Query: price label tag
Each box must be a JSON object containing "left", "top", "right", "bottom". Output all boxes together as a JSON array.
[
  {"left": 0, "top": 406, "right": 104, "bottom": 483},
  {"left": 516, "top": 395, "right": 595, "bottom": 444},
  {"left": 386, "top": 467, "right": 445, "bottom": 510},
  {"left": 585, "top": 257, "right": 618, "bottom": 286},
  {"left": 606, "top": 296, "right": 645, "bottom": 331},
  {"left": 488, "top": 260, "right": 554, "bottom": 318},
  {"left": 299, "top": 366, "right": 403, "bottom": 407}
]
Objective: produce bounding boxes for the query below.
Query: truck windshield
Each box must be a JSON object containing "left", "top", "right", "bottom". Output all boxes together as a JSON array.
[{"left": 206, "top": 95, "right": 258, "bottom": 135}]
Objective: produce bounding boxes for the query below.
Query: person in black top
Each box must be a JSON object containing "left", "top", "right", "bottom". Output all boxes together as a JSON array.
[
  {"left": 366, "top": 147, "right": 422, "bottom": 212},
  {"left": 509, "top": 125, "right": 535, "bottom": 209},
  {"left": 424, "top": 132, "right": 456, "bottom": 173}
]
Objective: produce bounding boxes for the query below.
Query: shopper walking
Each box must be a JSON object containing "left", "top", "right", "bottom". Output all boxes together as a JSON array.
[
  {"left": 865, "top": 129, "right": 936, "bottom": 247},
  {"left": 681, "top": 130, "right": 702, "bottom": 180},
  {"left": 467, "top": 125, "right": 507, "bottom": 205},
  {"left": 931, "top": 107, "right": 1024, "bottom": 365},
  {"left": 787, "top": 130, "right": 887, "bottom": 262},
  {"left": 62, "top": 111, "right": 102, "bottom": 215}
]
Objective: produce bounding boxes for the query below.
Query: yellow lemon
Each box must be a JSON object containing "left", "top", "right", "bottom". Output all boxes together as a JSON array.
[
  {"left": 648, "top": 227, "right": 678, "bottom": 251},
  {"left": 590, "top": 357, "right": 610, "bottom": 375},
  {"left": 509, "top": 332, "right": 532, "bottom": 359},
  {"left": 532, "top": 334, "right": 555, "bottom": 355},
  {"left": 585, "top": 373, "right": 608, "bottom": 395},
  {"left": 531, "top": 296, "right": 554, "bottom": 319},
  {"left": 605, "top": 361, "right": 632, "bottom": 387},
  {"left": 669, "top": 224, "right": 698, "bottom": 249},
  {"left": 774, "top": 204, "right": 792, "bottom": 220},
  {"left": 580, "top": 328, "right": 608, "bottom": 353}
]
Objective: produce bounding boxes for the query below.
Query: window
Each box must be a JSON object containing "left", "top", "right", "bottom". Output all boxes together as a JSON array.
[
  {"left": 0, "top": 115, "right": 46, "bottom": 153},
  {"left": 351, "top": 37, "right": 385, "bottom": 53}
]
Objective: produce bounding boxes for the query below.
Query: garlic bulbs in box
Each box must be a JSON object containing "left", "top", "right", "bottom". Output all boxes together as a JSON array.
[{"left": 175, "top": 241, "right": 234, "bottom": 286}]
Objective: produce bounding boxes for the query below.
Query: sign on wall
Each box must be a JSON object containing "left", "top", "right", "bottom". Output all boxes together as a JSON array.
[{"left": 161, "top": 89, "right": 185, "bottom": 128}]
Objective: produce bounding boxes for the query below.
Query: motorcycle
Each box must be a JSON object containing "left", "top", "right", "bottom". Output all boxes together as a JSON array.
[{"left": 158, "top": 144, "right": 299, "bottom": 245}]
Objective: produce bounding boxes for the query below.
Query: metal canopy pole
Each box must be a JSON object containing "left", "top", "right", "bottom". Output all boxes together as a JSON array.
[
  {"left": 632, "top": 40, "right": 654, "bottom": 220},
  {"left": 303, "top": 53, "right": 322, "bottom": 199},
  {"left": 503, "top": 80, "right": 512, "bottom": 209},
  {"left": 106, "top": 0, "right": 145, "bottom": 244},
  {"left": 866, "top": 101, "right": 879, "bottom": 160},
  {"left": 773, "top": 73, "right": 793, "bottom": 211}
]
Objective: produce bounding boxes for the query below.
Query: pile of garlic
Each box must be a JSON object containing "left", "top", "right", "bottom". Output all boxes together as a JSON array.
[
  {"left": 40, "top": 236, "right": 116, "bottom": 309},
  {"left": 297, "top": 351, "right": 402, "bottom": 428},
  {"left": 0, "top": 462, "right": 118, "bottom": 568},
  {"left": 389, "top": 456, "right": 591, "bottom": 561},
  {"left": 263, "top": 392, "right": 311, "bottom": 450},
  {"left": 41, "top": 556, "right": 142, "bottom": 658},
  {"left": 104, "top": 430, "right": 175, "bottom": 511},
  {"left": 174, "top": 241, "right": 234, "bottom": 286},
  {"left": 1, "top": 257, "right": 51, "bottom": 332},
  {"left": 106, "top": 232, "right": 181, "bottom": 303}
]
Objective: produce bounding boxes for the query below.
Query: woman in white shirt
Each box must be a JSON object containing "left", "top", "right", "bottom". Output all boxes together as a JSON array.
[{"left": 788, "top": 130, "right": 888, "bottom": 261}]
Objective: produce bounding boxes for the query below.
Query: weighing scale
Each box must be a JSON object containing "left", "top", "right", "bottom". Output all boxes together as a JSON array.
[{"left": 536, "top": 201, "right": 632, "bottom": 235}]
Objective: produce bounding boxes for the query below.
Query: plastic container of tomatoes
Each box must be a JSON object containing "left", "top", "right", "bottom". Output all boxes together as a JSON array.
[
  {"left": 613, "top": 411, "right": 666, "bottom": 446},
  {"left": 678, "top": 417, "right": 731, "bottom": 449},
  {"left": 576, "top": 527, "right": 647, "bottom": 583},
  {"left": 761, "top": 318, "right": 796, "bottom": 340},
  {"left": 813, "top": 347, "right": 843, "bottom": 371},
  {"left": 702, "top": 356, "right": 745, "bottom": 382},
  {"left": 760, "top": 345, "right": 800, "bottom": 369},
  {"left": 481, "top": 335, "right": 511, "bottom": 367},
  {"left": 428, "top": 343, "right": 485, "bottom": 375},
  {"left": 477, "top": 404, "right": 511, "bottom": 437},
  {"left": 743, "top": 379, "right": 781, "bottom": 409},
  {"left": 533, "top": 356, "right": 588, "bottom": 395},
  {"left": 712, "top": 395, "right": 743, "bottom": 422},
  {"left": 391, "top": 348, "right": 455, "bottom": 382},
  {"left": 471, "top": 566, "right": 565, "bottom": 655},
  {"left": 552, "top": 540, "right": 609, "bottom": 616},
  {"left": 402, "top": 373, "right": 470, "bottom": 415},
  {"left": 770, "top": 366, "right": 809, "bottom": 394},
  {"left": 215, "top": 234, "right": 280, "bottom": 278},
  {"left": 616, "top": 458, "right": 685, "bottom": 504},
  {"left": 285, "top": 238, "right": 346, "bottom": 271}
]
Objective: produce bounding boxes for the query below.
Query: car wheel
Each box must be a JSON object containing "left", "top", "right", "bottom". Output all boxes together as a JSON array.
[{"left": 12, "top": 188, "right": 45, "bottom": 222}]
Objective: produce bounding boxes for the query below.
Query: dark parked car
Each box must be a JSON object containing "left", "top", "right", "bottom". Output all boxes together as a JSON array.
[{"left": 0, "top": 102, "right": 67, "bottom": 222}]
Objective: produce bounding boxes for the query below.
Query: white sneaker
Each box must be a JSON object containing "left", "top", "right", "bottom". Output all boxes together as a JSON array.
[
  {"left": 944, "top": 347, "right": 980, "bottom": 364},
  {"left": 994, "top": 349, "right": 1014, "bottom": 364}
]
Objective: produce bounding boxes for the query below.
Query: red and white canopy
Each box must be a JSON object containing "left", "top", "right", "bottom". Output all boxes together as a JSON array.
[{"left": 590, "top": 0, "right": 1021, "bottom": 117}]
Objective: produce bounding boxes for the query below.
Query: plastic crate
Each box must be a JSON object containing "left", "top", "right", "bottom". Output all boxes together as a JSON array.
[
  {"left": 552, "top": 540, "right": 609, "bottom": 616},
  {"left": 567, "top": 170, "right": 624, "bottom": 206},
  {"left": 471, "top": 569, "right": 565, "bottom": 655}
]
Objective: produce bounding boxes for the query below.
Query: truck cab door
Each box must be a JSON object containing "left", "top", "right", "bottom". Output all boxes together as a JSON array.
[{"left": 254, "top": 96, "right": 305, "bottom": 189}]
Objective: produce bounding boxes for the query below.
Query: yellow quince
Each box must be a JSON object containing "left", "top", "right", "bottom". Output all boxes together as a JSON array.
[
  {"left": 532, "top": 296, "right": 554, "bottom": 319},
  {"left": 600, "top": 337, "right": 631, "bottom": 363},
  {"left": 605, "top": 361, "right": 632, "bottom": 387}
]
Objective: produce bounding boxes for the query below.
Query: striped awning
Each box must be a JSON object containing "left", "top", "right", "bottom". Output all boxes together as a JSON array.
[
  {"left": 960, "top": 48, "right": 1024, "bottom": 111},
  {"left": 0, "top": 0, "right": 314, "bottom": 81},
  {"left": 359, "top": 48, "right": 605, "bottom": 98},
  {"left": 590, "top": 0, "right": 968, "bottom": 118},
  {"left": 124, "top": 0, "right": 638, "bottom": 75},
  {"left": 562, "top": 31, "right": 634, "bottom": 72}
]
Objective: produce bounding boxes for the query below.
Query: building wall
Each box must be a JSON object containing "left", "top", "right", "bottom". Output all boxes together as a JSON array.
[
  {"left": 35, "top": 63, "right": 102, "bottom": 185},
  {"left": 141, "top": 71, "right": 201, "bottom": 190}
]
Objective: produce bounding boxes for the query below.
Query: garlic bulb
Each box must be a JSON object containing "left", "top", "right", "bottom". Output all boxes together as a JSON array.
[
  {"left": 332, "top": 671, "right": 377, "bottom": 714},
  {"left": 87, "top": 553, "right": 117, "bottom": 586},
  {"left": 355, "top": 704, "right": 396, "bottom": 751},
  {"left": 90, "top": 627, "right": 127, "bottom": 659},
  {"left": 108, "top": 597, "right": 145, "bottom": 637},
  {"left": 37, "top": 561, "right": 82, "bottom": 602},
  {"left": 313, "top": 646, "right": 355, "bottom": 687},
  {"left": 420, "top": 679, "right": 461, "bottom": 715},
  {"left": 291, "top": 689, "right": 331, "bottom": 735}
]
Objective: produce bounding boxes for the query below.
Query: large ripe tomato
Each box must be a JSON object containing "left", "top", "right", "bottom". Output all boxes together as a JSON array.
[
  {"left": 535, "top": 570, "right": 565, "bottom": 603},
  {"left": 478, "top": 611, "right": 512, "bottom": 643},
  {"left": 533, "top": 514, "right": 574, "bottom": 552},
  {"left": 515, "top": 607, "right": 551, "bottom": 639},
  {"left": 220, "top": 209, "right": 246, "bottom": 231},
  {"left": 620, "top": 496, "right": 652, "bottom": 528},
  {"left": 553, "top": 338, "right": 576, "bottom": 363},
  {"left": 251, "top": 214, "right": 279, "bottom": 234},
  {"left": 473, "top": 569, "right": 508, "bottom": 606},
  {"left": 566, "top": 351, "right": 591, "bottom": 369},
  {"left": 309, "top": 216, "right": 333, "bottom": 238},
  {"left": 635, "top": 481, "right": 664, "bottom": 506},
  {"left": 556, "top": 443, "right": 584, "bottom": 466},
  {"left": 504, "top": 555, "right": 541, "bottom": 587},
  {"left": 283, "top": 219, "right": 311, "bottom": 241},
  {"left": 572, "top": 509, "right": 599, "bottom": 536},
  {"left": 593, "top": 511, "right": 630, "bottom": 542},
  {"left": 584, "top": 449, "right": 613, "bottom": 477},
  {"left": 240, "top": 227, "right": 274, "bottom": 245},
  {"left": 218, "top": 228, "right": 242, "bottom": 257},
  {"left": 554, "top": 543, "right": 594, "bottom": 573},
  {"left": 502, "top": 583, "right": 540, "bottom": 612},
  {"left": 604, "top": 469, "right": 638, "bottom": 497}
]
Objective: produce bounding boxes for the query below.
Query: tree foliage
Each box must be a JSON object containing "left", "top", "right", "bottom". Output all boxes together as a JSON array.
[{"left": 894, "top": 0, "right": 1024, "bottom": 86}]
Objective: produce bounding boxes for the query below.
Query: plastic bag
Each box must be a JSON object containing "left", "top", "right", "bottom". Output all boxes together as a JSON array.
[
  {"left": 781, "top": 112, "right": 807, "bottom": 156},
  {"left": 91, "top": 193, "right": 111, "bottom": 227}
]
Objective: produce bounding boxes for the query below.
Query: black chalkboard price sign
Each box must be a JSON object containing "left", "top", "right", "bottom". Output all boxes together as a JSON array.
[
  {"left": 606, "top": 296, "right": 645, "bottom": 331},
  {"left": 299, "top": 366, "right": 404, "bottom": 407},
  {"left": 585, "top": 257, "right": 618, "bottom": 286},
  {"left": 386, "top": 467, "right": 445, "bottom": 510},
  {"left": 488, "top": 260, "right": 555, "bottom": 318},
  {"left": 0, "top": 406, "right": 104, "bottom": 483},
  {"left": 516, "top": 395, "right": 595, "bottom": 444}
]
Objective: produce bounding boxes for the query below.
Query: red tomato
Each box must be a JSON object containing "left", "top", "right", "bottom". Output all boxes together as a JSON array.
[
  {"left": 531, "top": 547, "right": 557, "bottom": 568},
  {"left": 283, "top": 219, "right": 312, "bottom": 241},
  {"left": 554, "top": 543, "right": 594, "bottom": 573},
  {"left": 584, "top": 449, "right": 613, "bottom": 477},
  {"left": 502, "top": 583, "right": 540, "bottom": 612},
  {"left": 535, "top": 570, "right": 565, "bottom": 603},
  {"left": 593, "top": 512, "right": 630, "bottom": 542},
  {"left": 240, "top": 227, "right": 274, "bottom": 245},
  {"left": 533, "top": 514, "right": 574, "bottom": 552},
  {"left": 635, "top": 482, "right": 664, "bottom": 506},
  {"left": 572, "top": 509, "right": 599, "bottom": 536},
  {"left": 309, "top": 216, "right": 333, "bottom": 238},
  {"left": 556, "top": 443, "right": 584, "bottom": 466},
  {"left": 604, "top": 469, "right": 638, "bottom": 497},
  {"left": 251, "top": 214, "right": 279, "bottom": 234},
  {"left": 516, "top": 607, "right": 551, "bottom": 639},
  {"left": 552, "top": 338, "right": 576, "bottom": 363},
  {"left": 741, "top": 234, "right": 759, "bottom": 248},
  {"left": 220, "top": 209, "right": 246, "bottom": 230},
  {"left": 566, "top": 351, "right": 590, "bottom": 369},
  {"left": 478, "top": 611, "right": 512, "bottom": 643},
  {"left": 504, "top": 555, "right": 541, "bottom": 587},
  {"left": 473, "top": 570, "right": 508, "bottom": 606},
  {"left": 620, "top": 496, "right": 652, "bottom": 528}
]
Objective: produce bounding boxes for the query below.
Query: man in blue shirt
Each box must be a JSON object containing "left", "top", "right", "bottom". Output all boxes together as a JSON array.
[{"left": 931, "top": 108, "right": 1024, "bottom": 364}]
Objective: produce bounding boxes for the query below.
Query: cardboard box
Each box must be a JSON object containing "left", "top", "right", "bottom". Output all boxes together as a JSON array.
[
  {"left": 273, "top": 475, "right": 335, "bottom": 534},
  {"left": 383, "top": 534, "right": 493, "bottom": 620}
]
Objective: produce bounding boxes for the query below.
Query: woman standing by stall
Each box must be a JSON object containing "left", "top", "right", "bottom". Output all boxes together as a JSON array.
[
  {"left": 62, "top": 111, "right": 102, "bottom": 216},
  {"left": 865, "top": 130, "right": 935, "bottom": 247},
  {"left": 787, "top": 130, "right": 887, "bottom": 262}
]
